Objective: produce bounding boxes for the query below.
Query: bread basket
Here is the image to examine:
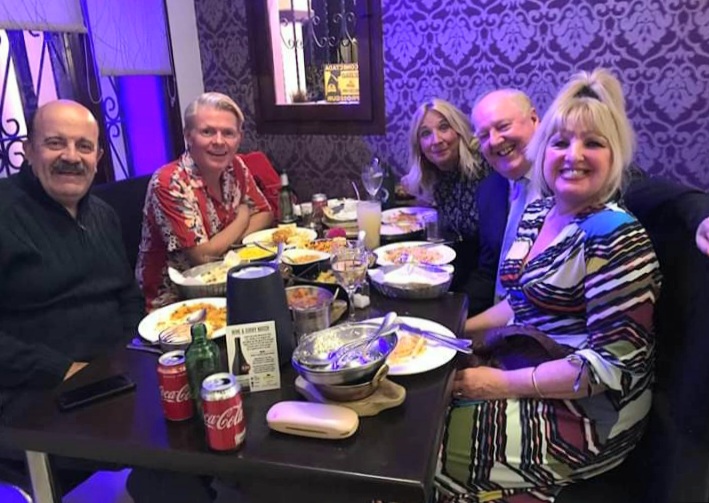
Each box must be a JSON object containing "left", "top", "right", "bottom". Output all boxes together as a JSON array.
[
  {"left": 175, "top": 262, "right": 228, "bottom": 298},
  {"left": 367, "top": 264, "right": 452, "bottom": 300}
]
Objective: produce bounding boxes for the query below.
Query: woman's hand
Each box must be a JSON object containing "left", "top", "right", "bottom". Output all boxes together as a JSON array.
[
  {"left": 452, "top": 359, "right": 608, "bottom": 402},
  {"left": 452, "top": 367, "right": 511, "bottom": 400}
]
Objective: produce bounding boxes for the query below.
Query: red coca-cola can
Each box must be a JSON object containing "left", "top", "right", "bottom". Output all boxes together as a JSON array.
[
  {"left": 157, "top": 350, "right": 194, "bottom": 421},
  {"left": 201, "top": 373, "right": 246, "bottom": 451}
]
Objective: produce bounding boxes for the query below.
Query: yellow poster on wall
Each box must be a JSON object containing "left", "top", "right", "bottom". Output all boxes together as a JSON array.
[{"left": 324, "top": 63, "right": 360, "bottom": 103}]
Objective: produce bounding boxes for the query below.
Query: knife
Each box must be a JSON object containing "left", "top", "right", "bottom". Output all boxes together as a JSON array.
[{"left": 126, "top": 337, "right": 163, "bottom": 355}]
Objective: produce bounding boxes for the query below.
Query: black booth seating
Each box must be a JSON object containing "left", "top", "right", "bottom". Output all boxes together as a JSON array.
[{"left": 92, "top": 175, "right": 151, "bottom": 271}]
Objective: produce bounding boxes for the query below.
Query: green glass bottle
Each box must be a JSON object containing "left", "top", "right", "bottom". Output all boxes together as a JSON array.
[{"left": 185, "top": 322, "right": 221, "bottom": 416}]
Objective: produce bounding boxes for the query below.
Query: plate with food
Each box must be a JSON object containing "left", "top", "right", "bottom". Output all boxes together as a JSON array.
[
  {"left": 138, "top": 298, "right": 227, "bottom": 343},
  {"left": 304, "top": 237, "right": 348, "bottom": 254},
  {"left": 234, "top": 243, "right": 277, "bottom": 262},
  {"left": 323, "top": 198, "right": 358, "bottom": 222},
  {"left": 374, "top": 241, "right": 456, "bottom": 266},
  {"left": 242, "top": 225, "right": 318, "bottom": 247},
  {"left": 380, "top": 207, "right": 435, "bottom": 236},
  {"left": 367, "top": 316, "right": 457, "bottom": 375}
]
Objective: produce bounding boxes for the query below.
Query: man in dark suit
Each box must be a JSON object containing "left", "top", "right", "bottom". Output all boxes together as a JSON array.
[{"left": 464, "top": 89, "right": 709, "bottom": 315}]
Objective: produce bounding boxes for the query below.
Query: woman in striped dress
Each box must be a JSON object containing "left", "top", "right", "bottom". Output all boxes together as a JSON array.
[{"left": 435, "top": 69, "right": 662, "bottom": 502}]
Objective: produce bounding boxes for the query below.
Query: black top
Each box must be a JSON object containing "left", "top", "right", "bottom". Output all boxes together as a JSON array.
[
  {"left": 0, "top": 165, "right": 144, "bottom": 412},
  {"left": 432, "top": 166, "right": 489, "bottom": 296}
]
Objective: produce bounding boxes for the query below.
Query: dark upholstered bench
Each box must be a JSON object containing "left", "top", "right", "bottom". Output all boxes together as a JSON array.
[{"left": 92, "top": 175, "right": 151, "bottom": 271}]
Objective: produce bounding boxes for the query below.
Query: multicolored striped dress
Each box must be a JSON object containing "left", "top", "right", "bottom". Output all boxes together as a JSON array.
[{"left": 434, "top": 197, "right": 661, "bottom": 503}]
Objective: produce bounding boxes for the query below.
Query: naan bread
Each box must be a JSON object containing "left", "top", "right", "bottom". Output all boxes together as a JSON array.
[{"left": 388, "top": 332, "right": 426, "bottom": 364}]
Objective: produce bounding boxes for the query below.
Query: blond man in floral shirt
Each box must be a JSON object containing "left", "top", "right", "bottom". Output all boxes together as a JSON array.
[{"left": 137, "top": 93, "right": 272, "bottom": 311}]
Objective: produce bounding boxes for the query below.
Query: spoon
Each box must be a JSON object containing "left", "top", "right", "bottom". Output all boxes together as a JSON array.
[
  {"left": 330, "top": 311, "right": 399, "bottom": 369},
  {"left": 356, "top": 229, "right": 366, "bottom": 250},
  {"left": 186, "top": 308, "right": 206, "bottom": 324}
]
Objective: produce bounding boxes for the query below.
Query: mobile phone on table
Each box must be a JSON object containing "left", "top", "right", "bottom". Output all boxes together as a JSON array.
[{"left": 57, "top": 373, "right": 136, "bottom": 411}]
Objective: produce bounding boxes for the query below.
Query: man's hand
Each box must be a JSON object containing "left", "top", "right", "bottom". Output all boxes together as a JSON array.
[
  {"left": 696, "top": 217, "right": 709, "bottom": 256},
  {"left": 64, "top": 362, "right": 88, "bottom": 381}
]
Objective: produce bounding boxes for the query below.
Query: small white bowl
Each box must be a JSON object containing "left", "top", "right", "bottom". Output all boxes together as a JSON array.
[{"left": 281, "top": 248, "right": 331, "bottom": 277}]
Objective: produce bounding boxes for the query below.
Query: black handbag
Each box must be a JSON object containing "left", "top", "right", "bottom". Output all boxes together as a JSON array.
[{"left": 458, "top": 324, "right": 575, "bottom": 371}]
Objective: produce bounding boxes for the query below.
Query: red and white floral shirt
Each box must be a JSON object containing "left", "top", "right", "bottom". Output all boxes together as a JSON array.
[{"left": 136, "top": 153, "right": 271, "bottom": 311}]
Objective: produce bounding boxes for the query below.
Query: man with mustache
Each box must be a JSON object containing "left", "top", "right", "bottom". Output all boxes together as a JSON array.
[
  {"left": 0, "top": 100, "right": 144, "bottom": 494},
  {"left": 466, "top": 88, "right": 709, "bottom": 313}
]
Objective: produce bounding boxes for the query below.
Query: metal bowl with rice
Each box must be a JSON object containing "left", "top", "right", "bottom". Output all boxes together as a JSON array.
[{"left": 291, "top": 322, "right": 397, "bottom": 386}]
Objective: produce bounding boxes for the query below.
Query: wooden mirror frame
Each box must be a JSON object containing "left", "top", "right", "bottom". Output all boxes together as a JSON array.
[{"left": 245, "top": 0, "right": 385, "bottom": 135}]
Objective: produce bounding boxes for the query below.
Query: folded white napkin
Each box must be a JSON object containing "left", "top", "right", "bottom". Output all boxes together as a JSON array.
[
  {"left": 168, "top": 251, "right": 242, "bottom": 286},
  {"left": 369, "top": 264, "right": 450, "bottom": 287},
  {"left": 168, "top": 267, "right": 204, "bottom": 285}
]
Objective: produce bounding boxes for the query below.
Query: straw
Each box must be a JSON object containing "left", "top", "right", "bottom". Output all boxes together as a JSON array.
[{"left": 351, "top": 180, "right": 361, "bottom": 200}]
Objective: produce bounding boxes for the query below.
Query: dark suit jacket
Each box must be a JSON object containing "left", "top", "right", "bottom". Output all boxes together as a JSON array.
[
  {"left": 460, "top": 169, "right": 709, "bottom": 316},
  {"left": 457, "top": 171, "right": 509, "bottom": 316}
]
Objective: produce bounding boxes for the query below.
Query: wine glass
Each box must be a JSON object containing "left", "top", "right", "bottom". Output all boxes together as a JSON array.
[
  {"left": 330, "top": 245, "right": 369, "bottom": 320},
  {"left": 361, "top": 158, "right": 384, "bottom": 200}
]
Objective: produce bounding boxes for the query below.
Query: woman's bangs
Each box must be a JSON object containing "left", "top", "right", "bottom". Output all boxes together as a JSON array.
[{"left": 552, "top": 101, "right": 607, "bottom": 137}]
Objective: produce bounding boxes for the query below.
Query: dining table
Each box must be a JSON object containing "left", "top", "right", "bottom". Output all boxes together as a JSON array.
[{"left": 0, "top": 290, "right": 469, "bottom": 503}]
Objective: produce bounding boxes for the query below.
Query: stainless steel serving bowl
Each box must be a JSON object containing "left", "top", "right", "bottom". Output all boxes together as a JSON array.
[
  {"left": 311, "top": 364, "right": 389, "bottom": 401},
  {"left": 368, "top": 264, "right": 452, "bottom": 300},
  {"left": 176, "top": 262, "right": 228, "bottom": 298},
  {"left": 292, "top": 323, "right": 398, "bottom": 385}
]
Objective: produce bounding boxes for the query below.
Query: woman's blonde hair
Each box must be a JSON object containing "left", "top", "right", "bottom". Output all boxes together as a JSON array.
[
  {"left": 184, "top": 92, "right": 245, "bottom": 133},
  {"left": 526, "top": 68, "right": 635, "bottom": 204},
  {"left": 401, "top": 99, "right": 484, "bottom": 200}
]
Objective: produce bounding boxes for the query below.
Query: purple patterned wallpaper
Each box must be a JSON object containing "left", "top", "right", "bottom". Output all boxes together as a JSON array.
[{"left": 194, "top": 0, "right": 709, "bottom": 198}]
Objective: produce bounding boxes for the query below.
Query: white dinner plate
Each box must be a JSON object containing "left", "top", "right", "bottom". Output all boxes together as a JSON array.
[
  {"left": 380, "top": 207, "right": 436, "bottom": 236},
  {"left": 373, "top": 241, "right": 456, "bottom": 266},
  {"left": 323, "top": 198, "right": 358, "bottom": 222},
  {"left": 242, "top": 227, "right": 318, "bottom": 246},
  {"left": 367, "top": 316, "right": 457, "bottom": 375},
  {"left": 138, "top": 297, "right": 227, "bottom": 343}
]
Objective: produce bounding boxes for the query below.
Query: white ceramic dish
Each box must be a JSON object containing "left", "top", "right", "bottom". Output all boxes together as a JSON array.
[
  {"left": 373, "top": 241, "right": 456, "bottom": 266},
  {"left": 367, "top": 316, "right": 457, "bottom": 375},
  {"left": 282, "top": 248, "right": 331, "bottom": 266},
  {"left": 380, "top": 207, "right": 436, "bottom": 236},
  {"left": 138, "top": 297, "right": 227, "bottom": 343},
  {"left": 242, "top": 227, "right": 318, "bottom": 246}
]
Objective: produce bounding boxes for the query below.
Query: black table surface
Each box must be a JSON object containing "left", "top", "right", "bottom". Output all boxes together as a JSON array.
[{"left": 0, "top": 292, "right": 468, "bottom": 503}]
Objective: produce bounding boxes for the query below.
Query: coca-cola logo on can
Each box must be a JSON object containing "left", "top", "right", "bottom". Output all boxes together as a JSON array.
[
  {"left": 160, "top": 384, "right": 191, "bottom": 403},
  {"left": 204, "top": 403, "right": 243, "bottom": 431}
]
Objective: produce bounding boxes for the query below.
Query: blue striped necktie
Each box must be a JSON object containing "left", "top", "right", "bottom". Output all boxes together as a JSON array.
[{"left": 494, "top": 177, "right": 529, "bottom": 303}]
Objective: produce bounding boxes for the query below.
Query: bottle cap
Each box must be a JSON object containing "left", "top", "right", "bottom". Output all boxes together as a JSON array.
[{"left": 280, "top": 172, "right": 289, "bottom": 185}]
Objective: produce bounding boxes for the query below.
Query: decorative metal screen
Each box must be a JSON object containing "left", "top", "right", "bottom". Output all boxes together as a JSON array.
[{"left": 274, "top": 0, "right": 360, "bottom": 104}]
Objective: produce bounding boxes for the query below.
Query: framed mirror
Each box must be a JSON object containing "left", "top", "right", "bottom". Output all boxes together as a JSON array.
[{"left": 245, "top": 0, "right": 384, "bottom": 135}]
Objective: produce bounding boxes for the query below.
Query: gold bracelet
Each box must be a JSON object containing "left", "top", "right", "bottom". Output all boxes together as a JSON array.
[{"left": 531, "top": 365, "right": 545, "bottom": 398}]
